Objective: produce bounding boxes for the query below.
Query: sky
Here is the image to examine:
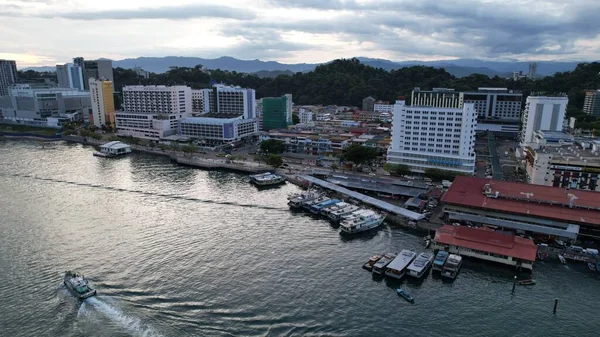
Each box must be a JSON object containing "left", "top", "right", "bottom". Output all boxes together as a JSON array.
[{"left": 1, "top": 0, "right": 599, "bottom": 68}]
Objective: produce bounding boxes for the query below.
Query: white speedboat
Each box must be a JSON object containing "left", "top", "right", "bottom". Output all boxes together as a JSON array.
[
  {"left": 385, "top": 250, "right": 417, "bottom": 279},
  {"left": 406, "top": 252, "right": 434, "bottom": 279},
  {"left": 339, "top": 211, "right": 385, "bottom": 234}
]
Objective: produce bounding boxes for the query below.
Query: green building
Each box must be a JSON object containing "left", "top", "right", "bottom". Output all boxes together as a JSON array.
[{"left": 262, "top": 94, "right": 292, "bottom": 131}]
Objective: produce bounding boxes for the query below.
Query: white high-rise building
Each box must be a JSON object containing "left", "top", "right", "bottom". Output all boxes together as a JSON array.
[
  {"left": 206, "top": 84, "right": 256, "bottom": 119},
  {"left": 299, "top": 108, "right": 314, "bottom": 124},
  {"left": 387, "top": 98, "right": 477, "bottom": 174},
  {"left": 191, "top": 89, "right": 210, "bottom": 114},
  {"left": 519, "top": 96, "right": 568, "bottom": 146},
  {"left": 56, "top": 63, "right": 84, "bottom": 90},
  {"left": 0, "top": 59, "right": 18, "bottom": 97}
]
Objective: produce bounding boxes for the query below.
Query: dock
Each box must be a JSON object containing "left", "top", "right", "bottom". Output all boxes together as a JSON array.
[{"left": 171, "top": 156, "right": 271, "bottom": 173}]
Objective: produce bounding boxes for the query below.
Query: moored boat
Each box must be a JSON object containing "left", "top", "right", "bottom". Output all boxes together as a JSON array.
[
  {"left": 588, "top": 262, "right": 597, "bottom": 272},
  {"left": 396, "top": 288, "right": 414, "bottom": 303},
  {"left": 441, "top": 254, "right": 462, "bottom": 280},
  {"left": 328, "top": 205, "right": 359, "bottom": 223},
  {"left": 558, "top": 255, "right": 567, "bottom": 264},
  {"left": 406, "top": 252, "right": 434, "bottom": 279},
  {"left": 518, "top": 279, "right": 536, "bottom": 286},
  {"left": 287, "top": 190, "right": 323, "bottom": 209},
  {"left": 63, "top": 270, "right": 96, "bottom": 299},
  {"left": 432, "top": 251, "right": 449, "bottom": 272},
  {"left": 339, "top": 211, "right": 386, "bottom": 234},
  {"left": 249, "top": 172, "right": 286, "bottom": 187},
  {"left": 363, "top": 254, "right": 382, "bottom": 271},
  {"left": 321, "top": 202, "right": 349, "bottom": 216},
  {"left": 385, "top": 250, "right": 417, "bottom": 279},
  {"left": 302, "top": 196, "right": 330, "bottom": 211},
  {"left": 372, "top": 253, "right": 397, "bottom": 275},
  {"left": 310, "top": 199, "right": 340, "bottom": 214}
]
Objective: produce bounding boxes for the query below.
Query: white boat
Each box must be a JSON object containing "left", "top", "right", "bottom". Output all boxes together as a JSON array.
[
  {"left": 339, "top": 211, "right": 386, "bottom": 234},
  {"left": 406, "top": 252, "right": 434, "bottom": 279},
  {"left": 287, "top": 190, "right": 323, "bottom": 209},
  {"left": 384, "top": 250, "right": 417, "bottom": 279},
  {"left": 441, "top": 254, "right": 462, "bottom": 279},
  {"left": 93, "top": 141, "right": 131, "bottom": 158},
  {"left": 328, "top": 205, "right": 359, "bottom": 222},
  {"left": 372, "top": 253, "right": 397, "bottom": 275},
  {"left": 320, "top": 202, "right": 349, "bottom": 216},
  {"left": 249, "top": 172, "right": 285, "bottom": 187},
  {"left": 302, "top": 196, "right": 329, "bottom": 211},
  {"left": 558, "top": 254, "right": 567, "bottom": 264}
]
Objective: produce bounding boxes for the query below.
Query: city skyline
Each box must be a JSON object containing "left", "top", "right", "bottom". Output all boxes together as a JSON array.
[{"left": 2, "top": 0, "right": 600, "bottom": 68}]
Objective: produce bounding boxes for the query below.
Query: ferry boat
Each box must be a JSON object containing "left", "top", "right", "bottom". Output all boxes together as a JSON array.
[
  {"left": 406, "top": 252, "right": 434, "bottom": 279},
  {"left": 362, "top": 254, "right": 382, "bottom": 271},
  {"left": 432, "top": 250, "right": 449, "bottom": 272},
  {"left": 249, "top": 172, "right": 285, "bottom": 187},
  {"left": 310, "top": 199, "right": 340, "bottom": 214},
  {"left": 339, "top": 211, "right": 386, "bottom": 234},
  {"left": 287, "top": 190, "right": 323, "bottom": 209},
  {"left": 303, "top": 196, "right": 330, "bottom": 211},
  {"left": 384, "top": 250, "right": 417, "bottom": 279},
  {"left": 372, "top": 253, "right": 397, "bottom": 275},
  {"left": 93, "top": 141, "right": 132, "bottom": 158},
  {"left": 441, "top": 254, "right": 462, "bottom": 280},
  {"left": 320, "top": 202, "right": 349, "bottom": 216},
  {"left": 63, "top": 270, "right": 96, "bottom": 299},
  {"left": 328, "top": 205, "right": 359, "bottom": 223}
]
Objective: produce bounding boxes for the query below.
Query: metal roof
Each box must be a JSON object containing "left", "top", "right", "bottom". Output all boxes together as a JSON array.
[
  {"left": 100, "top": 141, "right": 131, "bottom": 150},
  {"left": 326, "top": 177, "right": 424, "bottom": 198},
  {"left": 299, "top": 175, "right": 424, "bottom": 220}
]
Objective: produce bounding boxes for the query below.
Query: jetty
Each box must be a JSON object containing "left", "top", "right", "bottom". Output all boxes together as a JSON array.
[{"left": 171, "top": 156, "right": 271, "bottom": 173}]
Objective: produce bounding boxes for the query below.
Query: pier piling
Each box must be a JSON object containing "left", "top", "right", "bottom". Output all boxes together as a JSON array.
[
  {"left": 553, "top": 298, "right": 558, "bottom": 314},
  {"left": 512, "top": 275, "right": 516, "bottom": 294}
]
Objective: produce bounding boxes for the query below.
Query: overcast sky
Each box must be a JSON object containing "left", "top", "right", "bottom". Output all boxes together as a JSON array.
[{"left": 2, "top": 0, "right": 599, "bottom": 68}]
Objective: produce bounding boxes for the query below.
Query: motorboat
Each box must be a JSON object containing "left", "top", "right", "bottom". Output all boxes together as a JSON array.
[
  {"left": 339, "top": 211, "right": 386, "bottom": 234},
  {"left": 372, "top": 253, "right": 397, "bottom": 275},
  {"left": 588, "top": 262, "right": 597, "bottom": 272},
  {"left": 310, "top": 199, "right": 340, "bottom": 214},
  {"left": 406, "top": 252, "right": 434, "bottom": 279},
  {"left": 432, "top": 251, "right": 449, "bottom": 272},
  {"left": 328, "top": 205, "right": 359, "bottom": 223},
  {"left": 385, "top": 250, "right": 417, "bottom": 279},
  {"left": 558, "top": 255, "right": 567, "bottom": 264},
  {"left": 396, "top": 288, "right": 414, "bottom": 303},
  {"left": 320, "top": 202, "right": 349, "bottom": 216},
  {"left": 287, "top": 190, "right": 323, "bottom": 209},
  {"left": 518, "top": 279, "right": 536, "bottom": 286},
  {"left": 441, "top": 254, "right": 462, "bottom": 280},
  {"left": 302, "top": 196, "right": 329, "bottom": 211},
  {"left": 249, "top": 172, "right": 285, "bottom": 187},
  {"left": 363, "top": 255, "right": 382, "bottom": 271},
  {"left": 63, "top": 270, "right": 96, "bottom": 299}
]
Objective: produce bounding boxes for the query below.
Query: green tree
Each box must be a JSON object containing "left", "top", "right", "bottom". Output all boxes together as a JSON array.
[
  {"left": 260, "top": 139, "right": 286, "bottom": 154},
  {"left": 265, "top": 154, "right": 283, "bottom": 168},
  {"left": 342, "top": 143, "right": 378, "bottom": 166},
  {"left": 292, "top": 114, "right": 300, "bottom": 124},
  {"left": 181, "top": 143, "right": 197, "bottom": 156},
  {"left": 330, "top": 163, "right": 339, "bottom": 170},
  {"left": 424, "top": 168, "right": 465, "bottom": 181}
]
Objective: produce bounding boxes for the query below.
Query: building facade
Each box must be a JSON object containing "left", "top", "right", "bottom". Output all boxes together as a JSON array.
[
  {"left": 299, "top": 108, "right": 314, "bottom": 124},
  {"left": 206, "top": 84, "right": 256, "bottom": 119},
  {"left": 56, "top": 63, "right": 84, "bottom": 90},
  {"left": 262, "top": 94, "right": 292, "bottom": 131},
  {"left": 520, "top": 96, "right": 568, "bottom": 146},
  {"left": 178, "top": 116, "right": 258, "bottom": 145},
  {"left": 114, "top": 112, "right": 176, "bottom": 140},
  {"left": 191, "top": 89, "right": 210, "bottom": 114},
  {"left": 74, "top": 57, "right": 114, "bottom": 90},
  {"left": 387, "top": 99, "right": 477, "bottom": 174},
  {"left": 0, "top": 59, "right": 18, "bottom": 97},
  {"left": 583, "top": 90, "right": 600, "bottom": 117},
  {"left": 89, "top": 79, "right": 115, "bottom": 127},
  {"left": 362, "top": 96, "right": 375, "bottom": 112},
  {"left": 374, "top": 103, "right": 394, "bottom": 113}
]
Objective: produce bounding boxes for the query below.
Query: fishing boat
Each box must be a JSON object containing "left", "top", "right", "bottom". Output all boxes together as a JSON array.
[
  {"left": 518, "top": 279, "right": 536, "bottom": 286},
  {"left": 441, "top": 254, "right": 462, "bottom": 280},
  {"left": 321, "top": 202, "right": 349, "bottom": 216},
  {"left": 432, "top": 251, "right": 449, "bottom": 272},
  {"left": 310, "top": 199, "right": 340, "bottom": 214},
  {"left": 363, "top": 255, "right": 382, "bottom": 271},
  {"left": 339, "top": 211, "right": 386, "bottom": 234},
  {"left": 302, "top": 196, "right": 330, "bottom": 211},
  {"left": 385, "top": 250, "right": 417, "bottom": 279},
  {"left": 406, "top": 252, "right": 434, "bottom": 279},
  {"left": 63, "top": 270, "right": 96, "bottom": 299},
  {"left": 328, "top": 205, "right": 359, "bottom": 223},
  {"left": 287, "top": 190, "right": 323, "bottom": 209},
  {"left": 249, "top": 172, "right": 285, "bottom": 187},
  {"left": 372, "top": 253, "right": 397, "bottom": 275},
  {"left": 396, "top": 288, "right": 414, "bottom": 303}
]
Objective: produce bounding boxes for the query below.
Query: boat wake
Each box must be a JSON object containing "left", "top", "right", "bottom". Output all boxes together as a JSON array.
[{"left": 79, "top": 297, "right": 163, "bottom": 337}]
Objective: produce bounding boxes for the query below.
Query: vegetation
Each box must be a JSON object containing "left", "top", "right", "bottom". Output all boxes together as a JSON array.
[
  {"left": 259, "top": 139, "right": 286, "bottom": 154},
  {"left": 330, "top": 163, "right": 339, "bottom": 170},
  {"left": 384, "top": 163, "right": 411, "bottom": 176},
  {"left": 0, "top": 124, "right": 60, "bottom": 136},
  {"left": 79, "top": 129, "right": 102, "bottom": 140},
  {"left": 342, "top": 143, "right": 379, "bottom": 166},
  {"left": 424, "top": 168, "right": 465, "bottom": 182},
  {"left": 181, "top": 143, "right": 197, "bottom": 156},
  {"left": 265, "top": 154, "right": 283, "bottom": 168}
]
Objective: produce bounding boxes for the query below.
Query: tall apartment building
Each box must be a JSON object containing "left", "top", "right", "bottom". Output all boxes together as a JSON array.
[
  {"left": 519, "top": 96, "right": 568, "bottom": 146},
  {"left": 206, "top": 84, "right": 256, "bottom": 119},
  {"left": 0, "top": 59, "right": 18, "bottom": 97},
  {"left": 299, "top": 108, "right": 314, "bottom": 124},
  {"left": 362, "top": 96, "right": 375, "bottom": 112},
  {"left": 528, "top": 62, "right": 538, "bottom": 79},
  {"left": 89, "top": 78, "right": 115, "bottom": 128},
  {"left": 73, "top": 57, "right": 114, "bottom": 90},
  {"left": 116, "top": 85, "right": 192, "bottom": 140},
  {"left": 262, "top": 94, "right": 292, "bottom": 131},
  {"left": 583, "top": 90, "right": 600, "bottom": 117},
  {"left": 191, "top": 89, "right": 210, "bottom": 114},
  {"left": 56, "top": 63, "right": 84, "bottom": 90},
  {"left": 387, "top": 98, "right": 477, "bottom": 174}
]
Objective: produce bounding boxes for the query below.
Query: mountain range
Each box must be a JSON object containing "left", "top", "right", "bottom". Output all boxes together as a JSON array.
[{"left": 23, "top": 56, "right": 582, "bottom": 78}]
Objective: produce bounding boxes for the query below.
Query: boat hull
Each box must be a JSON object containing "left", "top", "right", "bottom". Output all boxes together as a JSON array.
[
  {"left": 340, "top": 217, "right": 385, "bottom": 235},
  {"left": 64, "top": 281, "right": 97, "bottom": 299}
]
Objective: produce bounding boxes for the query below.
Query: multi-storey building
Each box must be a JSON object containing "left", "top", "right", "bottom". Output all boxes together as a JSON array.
[
  {"left": 89, "top": 79, "right": 115, "bottom": 128},
  {"left": 73, "top": 57, "right": 114, "bottom": 90},
  {"left": 362, "top": 96, "right": 375, "bottom": 112},
  {"left": 374, "top": 102, "right": 394, "bottom": 113},
  {"left": 519, "top": 95, "right": 568, "bottom": 146},
  {"left": 299, "top": 108, "right": 314, "bottom": 124},
  {"left": 583, "top": 90, "right": 600, "bottom": 117},
  {"left": 387, "top": 98, "right": 477, "bottom": 174},
  {"left": 204, "top": 84, "right": 256, "bottom": 119},
  {"left": 262, "top": 94, "right": 292, "bottom": 131},
  {"left": 56, "top": 63, "right": 84, "bottom": 90},
  {"left": 0, "top": 59, "right": 18, "bottom": 97},
  {"left": 191, "top": 89, "right": 210, "bottom": 114},
  {"left": 178, "top": 116, "right": 258, "bottom": 145}
]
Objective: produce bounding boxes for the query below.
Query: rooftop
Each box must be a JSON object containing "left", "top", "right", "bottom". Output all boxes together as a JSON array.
[
  {"left": 442, "top": 176, "right": 600, "bottom": 227},
  {"left": 100, "top": 141, "right": 131, "bottom": 150},
  {"left": 434, "top": 225, "right": 537, "bottom": 262},
  {"left": 528, "top": 142, "right": 600, "bottom": 167}
]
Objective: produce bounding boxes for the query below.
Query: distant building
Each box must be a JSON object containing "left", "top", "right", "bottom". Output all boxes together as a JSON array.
[
  {"left": 191, "top": 89, "right": 210, "bottom": 114},
  {"left": 583, "top": 90, "right": 600, "bottom": 117},
  {"left": 73, "top": 57, "right": 114, "bottom": 90},
  {"left": 374, "top": 102, "right": 394, "bottom": 113},
  {"left": 512, "top": 71, "right": 527, "bottom": 81},
  {"left": 387, "top": 98, "right": 477, "bottom": 174},
  {"left": 519, "top": 95, "right": 568, "bottom": 146},
  {"left": 133, "top": 67, "right": 150, "bottom": 79},
  {"left": 299, "top": 108, "right": 314, "bottom": 124},
  {"left": 262, "top": 94, "right": 292, "bottom": 131},
  {"left": 56, "top": 63, "right": 84, "bottom": 90},
  {"left": 89, "top": 78, "right": 115, "bottom": 128},
  {"left": 362, "top": 96, "right": 375, "bottom": 112},
  {"left": 528, "top": 62, "right": 538, "bottom": 79},
  {"left": 0, "top": 59, "right": 18, "bottom": 97}
]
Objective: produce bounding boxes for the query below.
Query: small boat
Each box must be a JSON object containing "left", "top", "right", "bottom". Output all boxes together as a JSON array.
[
  {"left": 424, "top": 239, "right": 431, "bottom": 248},
  {"left": 396, "top": 288, "right": 414, "bottom": 303},
  {"left": 441, "top": 254, "right": 462, "bottom": 280},
  {"left": 363, "top": 255, "right": 382, "bottom": 271},
  {"left": 385, "top": 250, "right": 417, "bottom": 279},
  {"left": 287, "top": 190, "right": 323, "bottom": 209},
  {"left": 249, "top": 172, "right": 285, "bottom": 187},
  {"left": 63, "top": 270, "right": 96, "bottom": 299},
  {"left": 558, "top": 255, "right": 567, "bottom": 264},
  {"left": 518, "top": 279, "right": 536, "bottom": 286},
  {"left": 432, "top": 250, "right": 449, "bottom": 272},
  {"left": 588, "top": 263, "right": 597, "bottom": 271},
  {"left": 406, "top": 252, "right": 434, "bottom": 279},
  {"left": 372, "top": 253, "right": 397, "bottom": 275}
]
